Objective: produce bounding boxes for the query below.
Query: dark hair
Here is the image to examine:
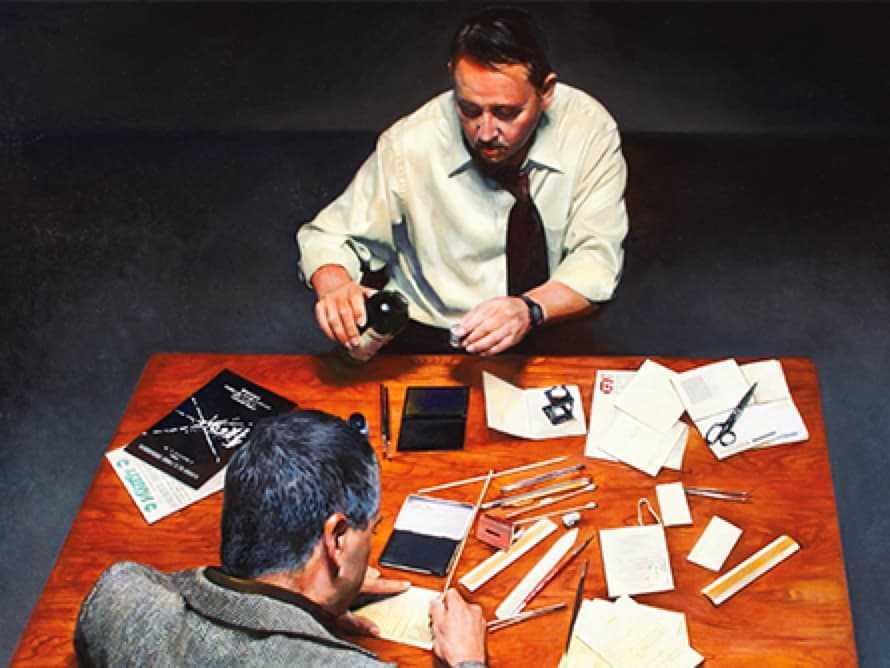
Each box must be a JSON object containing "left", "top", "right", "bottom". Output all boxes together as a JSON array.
[
  {"left": 220, "top": 410, "right": 380, "bottom": 579},
  {"left": 450, "top": 7, "right": 553, "bottom": 89}
]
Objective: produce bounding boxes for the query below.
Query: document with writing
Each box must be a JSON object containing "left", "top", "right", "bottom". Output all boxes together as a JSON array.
[
  {"left": 599, "top": 523, "right": 674, "bottom": 597},
  {"left": 673, "top": 359, "right": 807, "bottom": 459},
  {"left": 352, "top": 586, "right": 438, "bottom": 650},
  {"left": 571, "top": 596, "right": 702, "bottom": 667},
  {"left": 586, "top": 370, "right": 687, "bottom": 471}
]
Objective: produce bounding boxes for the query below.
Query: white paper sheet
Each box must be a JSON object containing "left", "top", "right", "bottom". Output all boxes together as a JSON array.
[
  {"left": 688, "top": 516, "right": 742, "bottom": 571},
  {"left": 601, "top": 413, "right": 687, "bottom": 477},
  {"left": 572, "top": 596, "right": 703, "bottom": 668},
  {"left": 672, "top": 359, "right": 749, "bottom": 422},
  {"left": 656, "top": 482, "right": 693, "bottom": 526},
  {"left": 352, "top": 586, "right": 439, "bottom": 650},
  {"left": 599, "top": 524, "right": 674, "bottom": 597},
  {"left": 614, "top": 360, "right": 685, "bottom": 434}
]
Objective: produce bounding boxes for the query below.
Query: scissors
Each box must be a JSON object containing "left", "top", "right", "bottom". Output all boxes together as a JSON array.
[{"left": 705, "top": 382, "right": 758, "bottom": 446}]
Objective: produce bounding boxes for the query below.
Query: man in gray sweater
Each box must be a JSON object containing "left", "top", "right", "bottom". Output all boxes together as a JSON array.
[{"left": 75, "top": 410, "right": 487, "bottom": 667}]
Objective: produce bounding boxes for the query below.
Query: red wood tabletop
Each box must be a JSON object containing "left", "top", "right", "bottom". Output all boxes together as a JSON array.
[{"left": 10, "top": 353, "right": 857, "bottom": 667}]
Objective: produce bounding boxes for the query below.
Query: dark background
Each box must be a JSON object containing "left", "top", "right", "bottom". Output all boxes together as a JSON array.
[{"left": 2, "top": 2, "right": 888, "bottom": 665}]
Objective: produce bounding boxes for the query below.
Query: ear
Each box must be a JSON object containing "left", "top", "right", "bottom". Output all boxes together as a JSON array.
[
  {"left": 321, "top": 513, "right": 350, "bottom": 574},
  {"left": 539, "top": 72, "right": 558, "bottom": 111}
]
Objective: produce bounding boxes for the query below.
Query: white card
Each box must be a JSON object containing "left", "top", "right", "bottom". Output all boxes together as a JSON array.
[
  {"left": 601, "top": 413, "right": 687, "bottom": 477},
  {"left": 599, "top": 524, "right": 674, "bottom": 597},
  {"left": 687, "top": 516, "right": 742, "bottom": 571},
  {"left": 656, "top": 482, "right": 692, "bottom": 526},
  {"left": 614, "top": 360, "right": 685, "bottom": 434},
  {"left": 741, "top": 359, "right": 792, "bottom": 403}
]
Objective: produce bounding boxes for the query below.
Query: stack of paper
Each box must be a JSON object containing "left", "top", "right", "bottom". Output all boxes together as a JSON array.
[
  {"left": 563, "top": 596, "right": 703, "bottom": 667},
  {"left": 586, "top": 369, "right": 686, "bottom": 471},
  {"left": 672, "top": 359, "right": 808, "bottom": 460},
  {"left": 590, "top": 361, "right": 689, "bottom": 476}
]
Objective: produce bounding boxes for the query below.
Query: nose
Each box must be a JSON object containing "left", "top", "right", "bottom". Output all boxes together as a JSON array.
[{"left": 475, "top": 113, "right": 499, "bottom": 143}]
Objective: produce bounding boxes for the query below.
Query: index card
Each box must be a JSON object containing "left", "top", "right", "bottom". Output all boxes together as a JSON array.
[
  {"left": 687, "top": 516, "right": 742, "bottom": 571},
  {"left": 599, "top": 524, "right": 674, "bottom": 597},
  {"left": 614, "top": 360, "right": 684, "bottom": 434},
  {"left": 352, "top": 586, "right": 439, "bottom": 650},
  {"left": 656, "top": 482, "right": 693, "bottom": 526},
  {"left": 672, "top": 359, "right": 749, "bottom": 422}
]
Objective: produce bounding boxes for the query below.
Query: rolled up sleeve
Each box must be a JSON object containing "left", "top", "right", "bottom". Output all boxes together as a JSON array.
[{"left": 550, "top": 121, "right": 628, "bottom": 302}]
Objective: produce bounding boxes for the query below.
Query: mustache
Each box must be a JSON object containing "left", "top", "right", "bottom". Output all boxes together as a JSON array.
[{"left": 475, "top": 139, "right": 508, "bottom": 149}]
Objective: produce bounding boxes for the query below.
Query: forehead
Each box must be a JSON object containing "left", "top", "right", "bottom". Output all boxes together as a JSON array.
[{"left": 452, "top": 56, "right": 536, "bottom": 105}]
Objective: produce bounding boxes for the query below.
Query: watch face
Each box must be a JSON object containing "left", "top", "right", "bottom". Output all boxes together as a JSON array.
[{"left": 522, "top": 296, "right": 543, "bottom": 326}]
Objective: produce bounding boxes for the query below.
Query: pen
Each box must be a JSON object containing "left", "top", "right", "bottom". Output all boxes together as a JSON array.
[
  {"left": 487, "top": 602, "right": 567, "bottom": 632},
  {"left": 380, "top": 384, "right": 391, "bottom": 461},
  {"left": 416, "top": 456, "right": 568, "bottom": 494},
  {"left": 520, "top": 534, "right": 593, "bottom": 609}
]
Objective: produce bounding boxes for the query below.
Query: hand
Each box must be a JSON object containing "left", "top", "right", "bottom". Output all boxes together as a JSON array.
[
  {"left": 429, "top": 589, "right": 487, "bottom": 667},
  {"left": 336, "top": 567, "right": 411, "bottom": 637},
  {"left": 360, "top": 566, "right": 412, "bottom": 596},
  {"left": 311, "top": 265, "right": 374, "bottom": 348},
  {"left": 454, "top": 296, "right": 531, "bottom": 356}
]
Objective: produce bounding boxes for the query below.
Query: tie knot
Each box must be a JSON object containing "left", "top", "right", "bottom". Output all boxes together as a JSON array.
[{"left": 505, "top": 170, "right": 530, "bottom": 201}]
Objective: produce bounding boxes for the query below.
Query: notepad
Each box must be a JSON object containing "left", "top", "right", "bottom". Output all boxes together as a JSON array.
[{"left": 352, "top": 586, "right": 439, "bottom": 650}]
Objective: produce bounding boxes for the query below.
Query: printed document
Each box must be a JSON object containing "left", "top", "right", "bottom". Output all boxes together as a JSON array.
[
  {"left": 586, "top": 370, "right": 687, "bottom": 472},
  {"left": 614, "top": 360, "right": 685, "bottom": 434}
]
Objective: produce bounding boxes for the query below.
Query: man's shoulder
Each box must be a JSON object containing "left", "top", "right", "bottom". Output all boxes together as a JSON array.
[
  {"left": 550, "top": 82, "right": 618, "bottom": 130},
  {"left": 382, "top": 91, "right": 455, "bottom": 142}
]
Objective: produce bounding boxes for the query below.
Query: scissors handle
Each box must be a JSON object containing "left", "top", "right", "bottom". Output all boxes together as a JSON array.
[{"left": 706, "top": 422, "right": 737, "bottom": 446}]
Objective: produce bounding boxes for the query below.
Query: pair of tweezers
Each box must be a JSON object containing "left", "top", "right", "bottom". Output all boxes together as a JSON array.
[{"left": 685, "top": 486, "right": 751, "bottom": 502}]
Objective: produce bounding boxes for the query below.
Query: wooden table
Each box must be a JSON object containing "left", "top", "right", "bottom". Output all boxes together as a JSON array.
[{"left": 11, "top": 353, "right": 857, "bottom": 666}]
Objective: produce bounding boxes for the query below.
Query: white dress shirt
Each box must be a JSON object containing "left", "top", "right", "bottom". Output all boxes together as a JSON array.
[{"left": 297, "top": 83, "right": 628, "bottom": 328}]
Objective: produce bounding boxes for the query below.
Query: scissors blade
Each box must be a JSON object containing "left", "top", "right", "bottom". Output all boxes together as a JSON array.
[{"left": 734, "top": 382, "right": 758, "bottom": 414}]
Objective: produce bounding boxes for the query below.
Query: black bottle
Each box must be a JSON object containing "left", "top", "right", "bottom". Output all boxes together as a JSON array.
[{"left": 346, "top": 290, "right": 410, "bottom": 362}]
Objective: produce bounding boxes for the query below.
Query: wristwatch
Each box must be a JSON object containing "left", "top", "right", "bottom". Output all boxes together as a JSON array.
[{"left": 519, "top": 295, "right": 545, "bottom": 328}]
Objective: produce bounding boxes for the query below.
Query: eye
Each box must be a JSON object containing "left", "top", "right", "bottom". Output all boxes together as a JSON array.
[
  {"left": 457, "top": 100, "right": 482, "bottom": 118},
  {"left": 493, "top": 106, "right": 521, "bottom": 121}
]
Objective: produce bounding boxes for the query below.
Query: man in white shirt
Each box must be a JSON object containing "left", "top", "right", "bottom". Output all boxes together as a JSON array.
[{"left": 298, "top": 7, "right": 628, "bottom": 356}]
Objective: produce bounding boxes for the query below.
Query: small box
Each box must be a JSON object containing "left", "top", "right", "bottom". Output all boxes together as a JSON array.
[{"left": 476, "top": 512, "right": 518, "bottom": 550}]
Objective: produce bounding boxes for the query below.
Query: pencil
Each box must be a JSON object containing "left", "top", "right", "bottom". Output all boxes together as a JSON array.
[
  {"left": 487, "top": 602, "right": 567, "bottom": 632},
  {"left": 442, "top": 469, "right": 493, "bottom": 594}
]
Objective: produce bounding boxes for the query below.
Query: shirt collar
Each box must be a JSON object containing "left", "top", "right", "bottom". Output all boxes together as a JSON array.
[
  {"left": 445, "top": 89, "right": 566, "bottom": 178},
  {"left": 204, "top": 566, "right": 338, "bottom": 630}
]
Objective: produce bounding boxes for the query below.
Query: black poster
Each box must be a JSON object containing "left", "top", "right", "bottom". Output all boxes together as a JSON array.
[{"left": 124, "top": 369, "right": 295, "bottom": 489}]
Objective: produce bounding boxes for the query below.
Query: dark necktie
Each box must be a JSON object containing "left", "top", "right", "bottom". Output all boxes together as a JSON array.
[{"left": 503, "top": 170, "right": 549, "bottom": 296}]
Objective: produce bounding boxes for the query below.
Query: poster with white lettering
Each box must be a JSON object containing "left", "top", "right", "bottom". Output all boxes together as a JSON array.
[{"left": 124, "top": 369, "right": 295, "bottom": 489}]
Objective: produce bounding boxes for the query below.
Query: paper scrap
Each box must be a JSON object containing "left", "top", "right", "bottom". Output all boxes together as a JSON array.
[
  {"left": 688, "top": 516, "right": 743, "bottom": 571},
  {"left": 614, "top": 360, "right": 685, "bottom": 434},
  {"left": 656, "top": 482, "right": 693, "bottom": 526}
]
